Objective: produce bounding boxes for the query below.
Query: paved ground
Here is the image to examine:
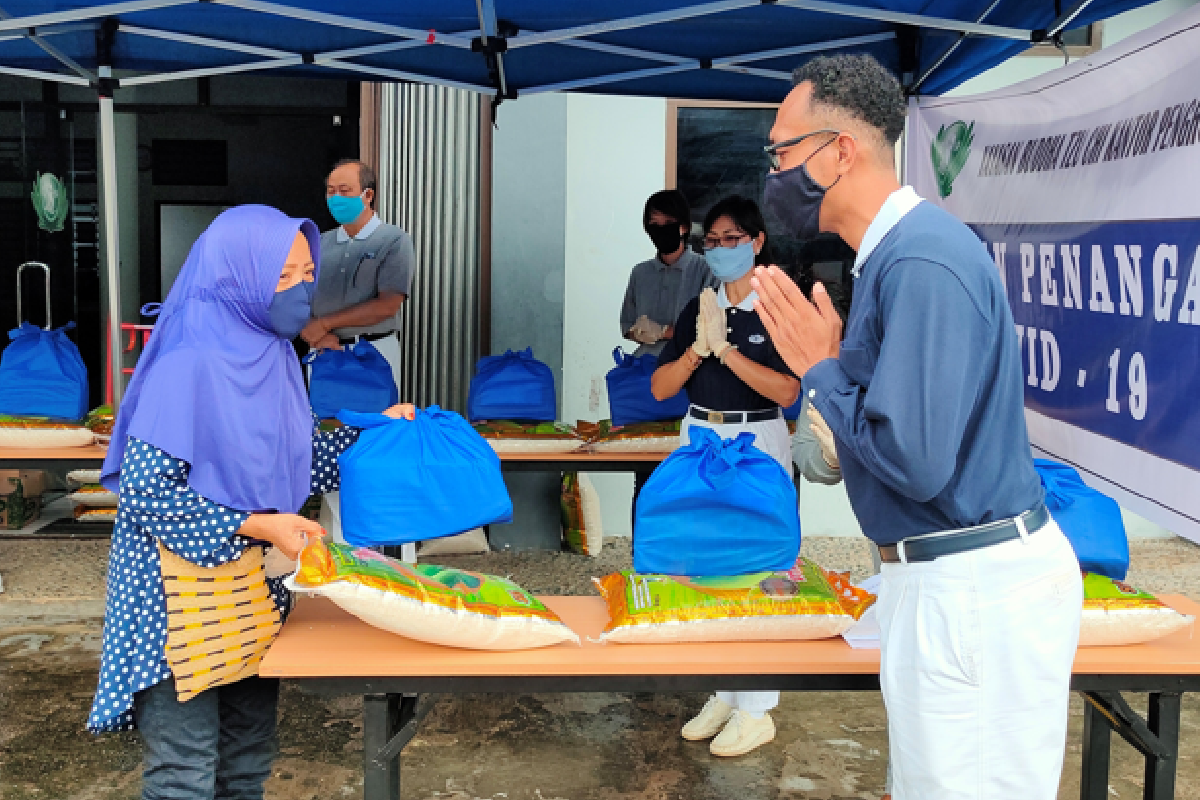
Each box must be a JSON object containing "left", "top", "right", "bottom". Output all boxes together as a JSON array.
[{"left": 3, "top": 536, "right": 1200, "bottom": 800}]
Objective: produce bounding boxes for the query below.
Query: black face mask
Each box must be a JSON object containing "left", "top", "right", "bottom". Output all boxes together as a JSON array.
[
  {"left": 647, "top": 223, "right": 684, "bottom": 255},
  {"left": 762, "top": 138, "right": 840, "bottom": 242}
]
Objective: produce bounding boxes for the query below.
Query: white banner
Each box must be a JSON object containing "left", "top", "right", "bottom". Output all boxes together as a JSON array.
[{"left": 906, "top": 4, "right": 1200, "bottom": 541}]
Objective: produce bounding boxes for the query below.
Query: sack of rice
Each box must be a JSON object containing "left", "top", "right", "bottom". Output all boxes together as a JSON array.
[
  {"left": 595, "top": 559, "right": 863, "bottom": 644},
  {"left": 472, "top": 420, "right": 583, "bottom": 454},
  {"left": 287, "top": 538, "right": 579, "bottom": 650},
  {"left": 1079, "top": 572, "right": 1194, "bottom": 646},
  {"left": 0, "top": 416, "right": 94, "bottom": 448},
  {"left": 66, "top": 469, "right": 102, "bottom": 486},
  {"left": 561, "top": 472, "right": 604, "bottom": 556},
  {"left": 583, "top": 419, "right": 680, "bottom": 454},
  {"left": 418, "top": 528, "right": 491, "bottom": 556},
  {"left": 68, "top": 483, "right": 119, "bottom": 508},
  {"left": 74, "top": 505, "right": 117, "bottom": 523}
]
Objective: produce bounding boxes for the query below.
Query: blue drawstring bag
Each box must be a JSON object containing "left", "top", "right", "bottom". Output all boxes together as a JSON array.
[
  {"left": 306, "top": 340, "right": 398, "bottom": 420},
  {"left": 606, "top": 348, "right": 689, "bottom": 427},
  {"left": 467, "top": 348, "right": 556, "bottom": 422},
  {"left": 0, "top": 322, "right": 88, "bottom": 420},
  {"left": 1035, "top": 458, "right": 1129, "bottom": 580},
  {"left": 336, "top": 406, "right": 513, "bottom": 546},
  {"left": 634, "top": 427, "right": 801, "bottom": 576}
]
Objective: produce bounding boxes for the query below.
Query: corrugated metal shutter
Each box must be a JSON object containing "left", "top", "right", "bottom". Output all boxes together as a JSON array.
[{"left": 376, "top": 83, "right": 483, "bottom": 413}]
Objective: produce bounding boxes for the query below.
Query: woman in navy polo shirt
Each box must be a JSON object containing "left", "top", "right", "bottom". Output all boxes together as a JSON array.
[{"left": 651, "top": 195, "right": 800, "bottom": 757}]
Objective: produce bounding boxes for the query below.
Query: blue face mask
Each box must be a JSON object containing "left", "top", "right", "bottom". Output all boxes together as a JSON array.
[
  {"left": 269, "top": 280, "right": 314, "bottom": 340},
  {"left": 704, "top": 241, "right": 757, "bottom": 282},
  {"left": 327, "top": 193, "right": 366, "bottom": 226}
]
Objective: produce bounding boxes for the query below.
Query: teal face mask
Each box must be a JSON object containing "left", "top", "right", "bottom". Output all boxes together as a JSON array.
[{"left": 327, "top": 193, "right": 366, "bottom": 225}]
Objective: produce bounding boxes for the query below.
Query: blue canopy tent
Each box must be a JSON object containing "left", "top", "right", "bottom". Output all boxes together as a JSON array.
[{"left": 0, "top": 0, "right": 1155, "bottom": 404}]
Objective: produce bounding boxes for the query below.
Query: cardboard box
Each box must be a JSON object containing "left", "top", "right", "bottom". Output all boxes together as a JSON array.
[
  {"left": 0, "top": 469, "right": 47, "bottom": 498},
  {"left": 0, "top": 470, "right": 46, "bottom": 530}
]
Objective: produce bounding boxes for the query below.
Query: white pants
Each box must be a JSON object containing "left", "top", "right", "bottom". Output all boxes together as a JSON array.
[
  {"left": 681, "top": 408, "right": 792, "bottom": 475},
  {"left": 369, "top": 332, "right": 404, "bottom": 392},
  {"left": 683, "top": 407, "right": 792, "bottom": 717},
  {"left": 878, "top": 520, "right": 1082, "bottom": 800},
  {"left": 314, "top": 333, "right": 408, "bottom": 558}
]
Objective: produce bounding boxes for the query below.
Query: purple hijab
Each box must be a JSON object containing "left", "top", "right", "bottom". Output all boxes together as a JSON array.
[{"left": 101, "top": 205, "right": 319, "bottom": 513}]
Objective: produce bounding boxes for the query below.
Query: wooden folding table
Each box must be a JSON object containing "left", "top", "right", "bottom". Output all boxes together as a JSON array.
[{"left": 261, "top": 594, "right": 1200, "bottom": 800}]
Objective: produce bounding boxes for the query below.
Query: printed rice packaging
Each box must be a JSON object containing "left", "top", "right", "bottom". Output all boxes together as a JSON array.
[
  {"left": 561, "top": 472, "right": 604, "bottom": 556},
  {"left": 582, "top": 419, "right": 680, "bottom": 454},
  {"left": 67, "top": 483, "right": 119, "bottom": 508},
  {"left": 1079, "top": 572, "right": 1194, "bottom": 646},
  {"left": 472, "top": 420, "right": 583, "bottom": 454},
  {"left": 74, "top": 505, "right": 117, "bottom": 523},
  {"left": 0, "top": 415, "right": 93, "bottom": 448},
  {"left": 594, "top": 558, "right": 866, "bottom": 644},
  {"left": 287, "top": 538, "right": 579, "bottom": 650}
]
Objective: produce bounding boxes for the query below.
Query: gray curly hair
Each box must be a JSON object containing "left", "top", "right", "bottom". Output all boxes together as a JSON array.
[{"left": 791, "top": 55, "right": 906, "bottom": 149}]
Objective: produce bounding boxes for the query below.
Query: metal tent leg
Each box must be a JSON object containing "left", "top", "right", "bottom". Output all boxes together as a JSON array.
[
  {"left": 363, "top": 693, "right": 433, "bottom": 800},
  {"left": 98, "top": 69, "right": 124, "bottom": 408}
]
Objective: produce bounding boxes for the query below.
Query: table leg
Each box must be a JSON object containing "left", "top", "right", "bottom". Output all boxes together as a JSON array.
[
  {"left": 1081, "top": 696, "right": 1112, "bottom": 800},
  {"left": 363, "top": 694, "right": 402, "bottom": 800},
  {"left": 1144, "top": 692, "right": 1181, "bottom": 800}
]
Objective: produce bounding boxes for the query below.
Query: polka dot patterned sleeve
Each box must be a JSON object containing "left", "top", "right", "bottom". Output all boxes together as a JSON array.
[
  {"left": 310, "top": 411, "right": 361, "bottom": 496},
  {"left": 121, "top": 439, "right": 250, "bottom": 567}
]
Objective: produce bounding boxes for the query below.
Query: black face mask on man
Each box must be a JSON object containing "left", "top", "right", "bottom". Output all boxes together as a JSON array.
[
  {"left": 762, "top": 138, "right": 840, "bottom": 242},
  {"left": 646, "top": 223, "right": 685, "bottom": 255}
]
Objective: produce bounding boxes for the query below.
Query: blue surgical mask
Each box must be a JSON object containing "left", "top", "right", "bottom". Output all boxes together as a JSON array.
[
  {"left": 762, "top": 146, "right": 840, "bottom": 242},
  {"left": 327, "top": 193, "right": 366, "bottom": 226},
  {"left": 269, "top": 280, "right": 313, "bottom": 340},
  {"left": 704, "top": 241, "right": 757, "bottom": 282}
]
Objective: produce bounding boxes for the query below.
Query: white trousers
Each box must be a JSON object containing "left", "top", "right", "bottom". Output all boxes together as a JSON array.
[
  {"left": 683, "top": 407, "right": 792, "bottom": 717},
  {"left": 314, "top": 333, "right": 409, "bottom": 559},
  {"left": 878, "top": 520, "right": 1082, "bottom": 800},
  {"left": 369, "top": 332, "right": 404, "bottom": 392},
  {"left": 681, "top": 409, "right": 792, "bottom": 475}
]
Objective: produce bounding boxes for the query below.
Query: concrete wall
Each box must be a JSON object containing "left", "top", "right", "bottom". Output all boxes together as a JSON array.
[
  {"left": 562, "top": 94, "right": 669, "bottom": 537},
  {"left": 490, "top": 94, "right": 569, "bottom": 399}
]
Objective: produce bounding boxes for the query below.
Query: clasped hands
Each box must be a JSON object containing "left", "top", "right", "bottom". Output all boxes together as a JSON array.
[{"left": 691, "top": 288, "right": 734, "bottom": 361}]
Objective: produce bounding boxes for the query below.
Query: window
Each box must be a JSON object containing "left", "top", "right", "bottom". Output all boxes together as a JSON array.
[
  {"left": 667, "top": 100, "right": 856, "bottom": 318},
  {"left": 1024, "top": 22, "right": 1103, "bottom": 57}
]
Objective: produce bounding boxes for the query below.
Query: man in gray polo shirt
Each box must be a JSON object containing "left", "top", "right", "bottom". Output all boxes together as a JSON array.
[
  {"left": 302, "top": 158, "right": 415, "bottom": 386},
  {"left": 620, "top": 189, "right": 715, "bottom": 358}
]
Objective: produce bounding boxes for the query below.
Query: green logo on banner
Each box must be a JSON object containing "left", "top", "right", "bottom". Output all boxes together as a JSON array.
[
  {"left": 931, "top": 120, "right": 975, "bottom": 198},
  {"left": 31, "top": 172, "right": 69, "bottom": 233}
]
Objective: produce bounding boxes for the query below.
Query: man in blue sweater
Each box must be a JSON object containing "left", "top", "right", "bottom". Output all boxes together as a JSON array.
[{"left": 752, "top": 55, "right": 1083, "bottom": 800}]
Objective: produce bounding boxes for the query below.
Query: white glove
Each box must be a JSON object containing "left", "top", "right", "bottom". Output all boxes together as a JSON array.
[
  {"left": 629, "top": 315, "right": 665, "bottom": 345},
  {"left": 806, "top": 403, "right": 840, "bottom": 470},
  {"left": 700, "top": 288, "right": 731, "bottom": 360},
  {"left": 691, "top": 303, "right": 711, "bottom": 357}
]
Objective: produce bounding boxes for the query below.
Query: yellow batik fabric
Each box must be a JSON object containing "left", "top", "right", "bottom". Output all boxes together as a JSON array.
[{"left": 158, "top": 544, "right": 281, "bottom": 702}]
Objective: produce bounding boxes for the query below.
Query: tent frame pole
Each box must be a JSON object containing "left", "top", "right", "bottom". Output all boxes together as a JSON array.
[{"left": 98, "top": 67, "right": 124, "bottom": 408}]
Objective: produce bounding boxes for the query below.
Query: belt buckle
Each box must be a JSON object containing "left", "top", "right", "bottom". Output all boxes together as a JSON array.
[{"left": 707, "top": 411, "right": 725, "bottom": 425}]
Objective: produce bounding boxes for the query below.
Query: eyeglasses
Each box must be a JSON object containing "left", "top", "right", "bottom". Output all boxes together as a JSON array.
[
  {"left": 763, "top": 129, "right": 839, "bottom": 171},
  {"left": 703, "top": 233, "right": 750, "bottom": 250}
]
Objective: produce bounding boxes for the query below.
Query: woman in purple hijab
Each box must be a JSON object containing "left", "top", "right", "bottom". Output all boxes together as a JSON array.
[{"left": 89, "top": 205, "right": 412, "bottom": 800}]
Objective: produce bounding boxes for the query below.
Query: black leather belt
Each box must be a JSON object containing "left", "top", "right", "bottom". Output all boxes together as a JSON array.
[
  {"left": 338, "top": 331, "right": 394, "bottom": 345},
  {"left": 878, "top": 503, "right": 1051, "bottom": 564},
  {"left": 688, "top": 406, "right": 782, "bottom": 425}
]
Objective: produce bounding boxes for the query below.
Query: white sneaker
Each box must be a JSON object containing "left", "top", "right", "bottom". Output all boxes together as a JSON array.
[
  {"left": 681, "top": 696, "right": 734, "bottom": 741},
  {"left": 709, "top": 710, "right": 776, "bottom": 757}
]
